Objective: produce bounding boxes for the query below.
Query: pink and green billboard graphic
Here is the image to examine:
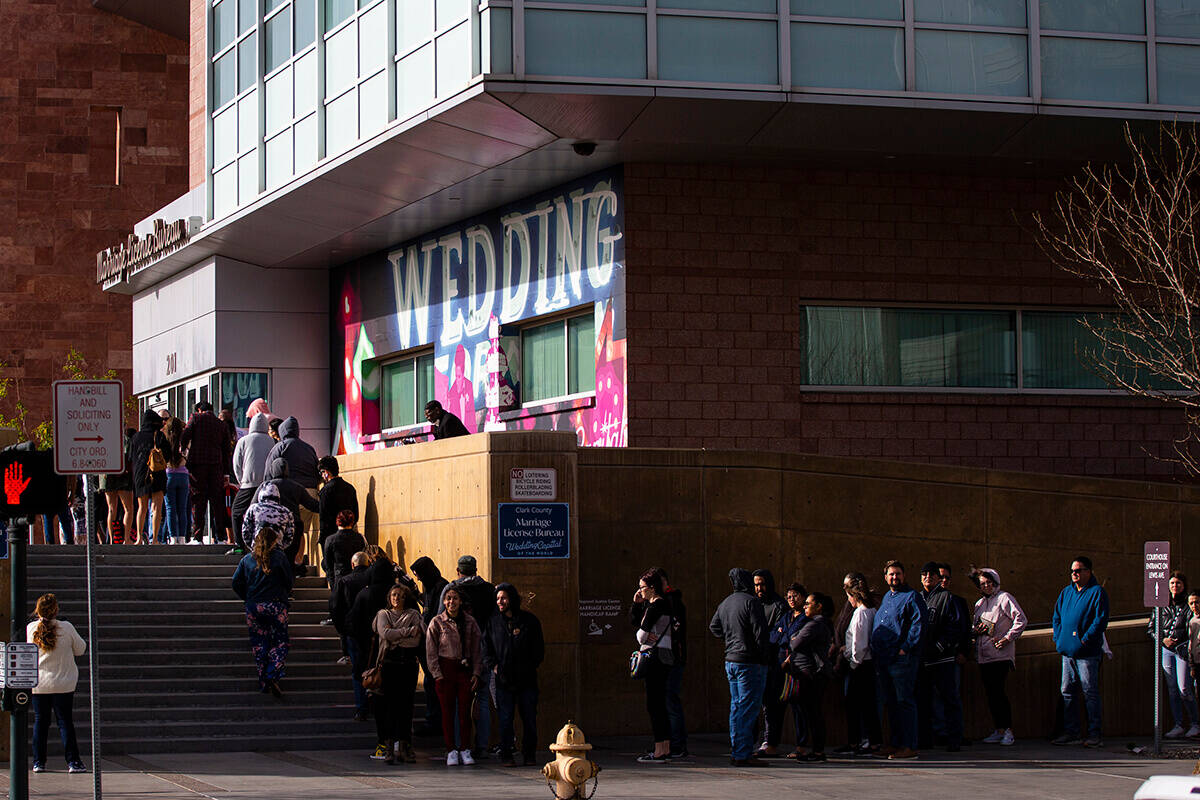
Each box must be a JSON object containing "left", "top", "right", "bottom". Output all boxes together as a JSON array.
[{"left": 332, "top": 168, "right": 626, "bottom": 453}]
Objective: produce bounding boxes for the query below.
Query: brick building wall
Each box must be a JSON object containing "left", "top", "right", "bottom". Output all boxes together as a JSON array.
[
  {"left": 622, "top": 162, "right": 1190, "bottom": 481},
  {"left": 0, "top": 0, "right": 189, "bottom": 431}
]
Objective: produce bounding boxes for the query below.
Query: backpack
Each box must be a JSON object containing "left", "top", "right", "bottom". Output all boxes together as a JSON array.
[{"left": 147, "top": 446, "right": 166, "bottom": 473}]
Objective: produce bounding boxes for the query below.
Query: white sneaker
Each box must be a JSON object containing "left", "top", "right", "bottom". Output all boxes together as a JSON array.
[
  {"left": 982, "top": 730, "right": 1004, "bottom": 744},
  {"left": 446, "top": 751, "right": 460, "bottom": 766},
  {"left": 459, "top": 749, "right": 475, "bottom": 765},
  {"left": 1166, "top": 724, "right": 1187, "bottom": 739},
  {"left": 1187, "top": 724, "right": 1200, "bottom": 738},
  {"left": 1000, "top": 730, "right": 1015, "bottom": 746}
]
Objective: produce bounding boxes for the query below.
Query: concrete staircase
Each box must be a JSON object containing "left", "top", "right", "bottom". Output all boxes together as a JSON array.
[{"left": 24, "top": 544, "right": 377, "bottom": 754}]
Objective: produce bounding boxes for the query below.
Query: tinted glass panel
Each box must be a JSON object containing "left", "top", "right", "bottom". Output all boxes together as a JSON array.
[
  {"left": 791, "top": 0, "right": 901, "bottom": 20},
  {"left": 525, "top": 11, "right": 646, "bottom": 79},
  {"left": 661, "top": 0, "right": 775, "bottom": 10},
  {"left": 523, "top": 321, "right": 566, "bottom": 403},
  {"left": 213, "top": 0, "right": 236, "bottom": 51},
  {"left": 265, "top": 6, "right": 291, "bottom": 72},
  {"left": 382, "top": 360, "right": 416, "bottom": 428},
  {"left": 239, "top": 0, "right": 256, "bottom": 33},
  {"left": 658, "top": 17, "right": 777, "bottom": 84},
  {"left": 1159, "top": 0, "right": 1200, "bottom": 38},
  {"left": 792, "top": 23, "right": 903, "bottom": 90},
  {"left": 567, "top": 314, "right": 596, "bottom": 395},
  {"left": 915, "top": 31, "right": 1028, "bottom": 96},
  {"left": 325, "top": 0, "right": 355, "bottom": 31},
  {"left": 295, "top": 0, "right": 316, "bottom": 51},
  {"left": 238, "top": 32, "right": 257, "bottom": 91},
  {"left": 1040, "top": 0, "right": 1144, "bottom": 33},
  {"left": 1041, "top": 37, "right": 1146, "bottom": 102},
  {"left": 214, "top": 49, "right": 237, "bottom": 107},
  {"left": 1158, "top": 45, "right": 1200, "bottom": 106},
  {"left": 915, "top": 0, "right": 1026, "bottom": 26}
]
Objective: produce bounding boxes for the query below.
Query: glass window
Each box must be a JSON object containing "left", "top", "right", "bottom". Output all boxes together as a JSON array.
[
  {"left": 523, "top": 313, "right": 597, "bottom": 403},
  {"left": 266, "top": 0, "right": 285, "bottom": 11},
  {"left": 1041, "top": 38, "right": 1146, "bottom": 102},
  {"left": 213, "top": 49, "right": 237, "bottom": 108},
  {"left": 792, "top": 23, "right": 903, "bottom": 90},
  {"left": 325, "top": 22, "right": 357, "bottom": 94},
  {"left": 265, "top": 6, "right": 291, "bottom": 73},
  {"left": 326, "top": 87, "right": 358, "bottom": 154},
  {"left": 915, "top": 0, "right": 1026, "bottom": 26},
  {"left": 435, "top": 22, "right": 472, "bottom": 97},
  {"left": 220, "top": 372, "right": 269, "bottom": 424},
  {"left": 294, "top": 50, "right": 317, "bottom": 116},
  {"left": 1040, "top": 0, "right": 1144, "bottom": 34},
  {"left": 660, "top": 0, "right": 775, "bottom": 11},
  {"left": 213, "top": 0, "right": 237, "bottom": 52},
  {"left": 295, "top": 0, "right": 316, "bottom": 50},
  {"left": 265, "top": 129, "right": 293, "bottom": 188},
  {"left": 359, "top": 2, "right": 389, "bottom": 77},
  {"left": 238, "top": 0, "right": 256, "bottom": 34},
  {"left": 791, "top": 0, "right": 902, "bottom": 20},
  {"left": 213, "top": 163, "right": 237, "bottom": 218},
  {"left": 396, "top": 43, "right": 435, "bottom": 119},
  {"left": 436, "top": 0, "right": 470, "bottom": 32},
  {"left": 915, "top": 31, "right": 1028, "bottom": 96},
  {"left": 1158, "top": 45, "right": 1200, "bottom": 106},
  {"left": 397, "top": 0, "right": 434, "bottom": 55},
  {"left": 265, "top": 67, "right": 293, "bottom": 134},
  {"left": 484, "top": 8, "right": 513, "bottom": 74},
  {"left": 238, "top": 151, "right": 258, "bottom": 204},
  {"left": 1021, "top": 311, "right": 1107, "bottom": 389},
  {"left": 658, "top": 17, "right": 777, "bottom": 84},
  {"left": 799, "top": 306, "right": 1017, "bottom": 387},
  {"left": 1159, "top": 0, "right": 1200, "bottom": 39},
  {"left": 238, "top": 32, "right": 257, "bottom": 91},
  {"left": 294, "top": 113, "right": 318, "bottom": 171},
  {"left": 213, "top": 105, "right": 237, "bottom": 166},
  {"left": 325, "top": 0, "right": 355, "bottom": 31},
  {"left": 525, "top": 11, "right": 647, "bottom": 80},
  {"left": 381, "top": 353, "right": 435, "bottom": 428},
  {"left": 238, "top": 91, "right": 258, "bottom": 152},
  {"left": 360, "top": 71, "right": 388, "bottom": 137}
]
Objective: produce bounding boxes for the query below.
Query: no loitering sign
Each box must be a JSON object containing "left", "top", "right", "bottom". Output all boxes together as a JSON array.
[{"left": 52, "top": 380, "right": 126, "bottom": 475}]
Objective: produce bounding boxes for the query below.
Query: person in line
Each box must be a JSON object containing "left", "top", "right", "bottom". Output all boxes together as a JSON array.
[
  {"left": 1051, "top": 555, "right": 1110, "bottom": 747},
  {"left": 241, "top": 483, "right": 295, "bottom": 556},
  {"left": 482, "top": 582, "right": 545, "bottom": 767},
  {"left": 870, "top": 560, "right": 925, "bottom": 760},
  {"left": 933, "top": 563, "right": 971, "bottom": 743},
  {"left": 266, "top": 416, "right": 321, "bottom": 568},
  {"left": 29, "top": 593, "right": 87, "bottom": 774},
  {"left": 333, "top": 551, "right": 372, "bottom": 719},
  {"left": 632, "top": 569, "right": 674, "bottom": 763},
  {"left": 1151, "top": 571, "right": 1199, "bottom": 739},
  {"left": 231, "top": 527, "right": 293, "bottom": 698},
  {"left": 770, "top": 582, "right": 808, "bottom": 759},
  {"left": 1188, "top": 591, "right": 1200, "bottom": 702},
  {"left": 317, "top": 456, "right": 358, "bottom": 557},
  {"left": 427, "top": 586, "right": 483, "bottom": 766},
  {"left": 411, "top": 555, "right": 449, "bottom": 736},
  {"left": 160, "top": 416, "right": 189, "bottom": 546},
  {"left": 842, "top": 575, "right": 881, "bottom": 755},
  {"left": 709, "top": 568, "right": 769, "bottom": 767},
  {"left": 829, "top": 572, "right": 862, "bottom": 755},
  {"left": 784, "top": 592, "right": 834, "bottom": 762},
  {"left": 181, "top": 401, "right": 232, "bottom": 545},
  {"left": 629, "top": 567, "right": 689, "bottom": 759},
  {"left": 231, "top": 410, "right": 275, "bottom": 555},
  {"left": 255, "top": 458, "right": 319, "bottom": 570},
  {"left": 100, "top": 428, "right": 136, "bottom": 544},
  {"left": 268, "top": 417, "right": 283, "bottom": 442},
  {"left": 969, "top": 567, "right": 1027, "bottom": 746},
  {"left": 425, "top": 400, "right": 469, "bottom": 439},
  {"left": 441, "top": 555, "right": 496, "bottom": 756},
  {"left": 350, "top": 552, "right": 409, "bottom": 757},
  {"left": 752, "top": 569, "right": 787, "bottom": 758},
  {"left": 917, "top": 561, "right": 965, "bottom": 752},
  {"left": 127, "top": 409, "right": 168, "bottom": 545},
  {"left": 322, "top": 510, "right": 365, "bottom": 595},
  {"left": 372, "top": 585, "right": 426, "bottom": 765}
]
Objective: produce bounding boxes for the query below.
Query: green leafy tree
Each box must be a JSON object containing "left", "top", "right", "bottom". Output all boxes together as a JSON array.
[{"left": 0, "top": 348, "right": 129, "bottom": 450}]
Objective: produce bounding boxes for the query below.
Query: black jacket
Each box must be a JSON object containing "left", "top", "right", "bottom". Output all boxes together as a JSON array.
[
  {"left": 709, "top": 568, "right": 769, "bottom": 665},
  {"left": 480, "top": 584, "right": 545, "bottom": 689},
  {"left": 331, "top": 565, "right": 370, "bottom": 634},
  {"left": 322, "top": 528, "right": 366, "bottom": 589},
  {"left": 266, "top": 417, "right": 320, "bottom": 489},
  {"left": 442, "top": 574, "right": 496, "bottom": 629},
  {"left": 920, "top": 584, "right": 967, "bottom": 664},
  {"left": 788, "top": 614, "right": 833, "bottom": 678},
  {"left": 318, "top": 476, "right": 359, "bottom": 543},
  {"left": 753, "top": 569, "right": 787, "bottom": 631},
  {"left": 630, "top": 587, "right": 688, "bottom": 665},
  {"left": 349, "top": 557, "right": 399, "bottom": 645},
  {"left": 257, "top": 458, "right": 319, "bottom": 542},
  {"left": 411, "top": 557, "right": 449, "bottom": 624},
  {"left": 127, "top": 410, "right": 168, "bottom": 495},
  {"left": 432, "top": 411, "right": 469, "bottom": 439}
]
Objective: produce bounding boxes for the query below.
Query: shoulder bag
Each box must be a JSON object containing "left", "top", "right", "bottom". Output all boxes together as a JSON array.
[{"left": 360, "top": 634, "right": 385, "bottom": 692}]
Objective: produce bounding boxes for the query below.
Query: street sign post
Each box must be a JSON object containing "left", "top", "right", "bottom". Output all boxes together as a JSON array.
[
  {"left": 51, "top": 380, "right": 123, "bottom": 800},
  {"left": 1146, "top": 540, "right": 1171, "bottom": 756}
]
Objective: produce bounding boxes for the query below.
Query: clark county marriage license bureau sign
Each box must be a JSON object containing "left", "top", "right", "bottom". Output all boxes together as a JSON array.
[{"left": 498, "top": 503, "right": 569, "bottom": 559}]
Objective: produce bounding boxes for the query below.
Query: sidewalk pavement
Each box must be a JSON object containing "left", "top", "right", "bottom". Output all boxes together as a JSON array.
[{"left": 12, "top": 735, "right": 1198, "bottom": 800}]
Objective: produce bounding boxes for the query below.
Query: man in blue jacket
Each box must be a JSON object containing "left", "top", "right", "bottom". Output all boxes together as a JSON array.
[
  {"left": 1052, "top": 556, "right": 1110, "bottom": 747},
  {"left": 870, "top": 560, "right": 926, "bottom": 760}
]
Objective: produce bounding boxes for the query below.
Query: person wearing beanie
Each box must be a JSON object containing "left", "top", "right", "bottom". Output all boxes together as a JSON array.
[
  {"left": 481, "top": 583, "right": 544, "bottom": 766},
  {"left": 969, "top": 567, "right": 1027, "bottom": 746}
]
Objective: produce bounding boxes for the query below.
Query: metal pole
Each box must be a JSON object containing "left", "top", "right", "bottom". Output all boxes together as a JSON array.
[
  {"left": 10, "top": 517, "right": 27, "bottom": 800},
  {"left": 1155, "top": 609, "right": 1163, "bottom": 754},
  {"left": 84, "top": 475, "right": 102, "bottom": 798}
]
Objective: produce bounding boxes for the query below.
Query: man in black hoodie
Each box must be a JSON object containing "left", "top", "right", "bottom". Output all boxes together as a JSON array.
[
  {"left": 481, "top": 583, "right": 545, "bottom": 766},
  {"left": 917, "top": 562, "right": 966, "bottom": 752},
  {"left": 710, "top": 568, "right": 769, "bottom": 767},
  {"left": 256, "top": 458, "right": 318, "bottom": 570},
  {"left": 332, "top": 551, "right": 370, "bottom": 719},
  {"left": 753, "top": 569, "right": 788, "bottom": 757},
  {"left": 411, "top": 556, "right": 449, "bottom": 736}
]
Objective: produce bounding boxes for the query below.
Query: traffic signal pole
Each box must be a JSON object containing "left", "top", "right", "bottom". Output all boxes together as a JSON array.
[{"left": 10, "top": 516, "right": 28, "bottom": 800}]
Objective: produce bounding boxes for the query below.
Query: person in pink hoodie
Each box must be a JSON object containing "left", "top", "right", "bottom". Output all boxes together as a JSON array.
[{"left": 969, "top": 567, "right": 1027, "bottom": 746}]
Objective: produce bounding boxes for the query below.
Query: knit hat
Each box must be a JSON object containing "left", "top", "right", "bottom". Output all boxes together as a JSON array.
[{"left": 457, "top": 555, "right": 477, "bottom": 574}]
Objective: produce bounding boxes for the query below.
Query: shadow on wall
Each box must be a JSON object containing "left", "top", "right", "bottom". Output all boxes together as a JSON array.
[{"left": 364, "top": 476, "right": 379, "bottom": 545}]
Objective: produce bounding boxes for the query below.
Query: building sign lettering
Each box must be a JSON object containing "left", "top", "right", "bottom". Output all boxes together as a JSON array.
[{"left": 96, "top": 217, "right": 198, "bottom": 286}]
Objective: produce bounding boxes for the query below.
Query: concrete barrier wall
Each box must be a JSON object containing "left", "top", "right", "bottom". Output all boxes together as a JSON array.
[{"left": 340, "top": 434, "right": 1197, "bottom": 742}]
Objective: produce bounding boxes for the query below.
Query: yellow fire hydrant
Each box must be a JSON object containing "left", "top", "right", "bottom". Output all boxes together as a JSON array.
[{"left": 543, "top": 721, "right": 600, "bottom": 800}]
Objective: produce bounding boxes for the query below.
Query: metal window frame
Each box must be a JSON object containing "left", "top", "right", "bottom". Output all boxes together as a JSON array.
[
  {"left": 379, "top": 348, "right": 436, "bottom": 429},
  {"left": 519, "top": 306, "right": 594, "bottom": 406}
]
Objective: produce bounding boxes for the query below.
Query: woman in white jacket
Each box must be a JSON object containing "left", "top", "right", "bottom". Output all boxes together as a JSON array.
[
  {"left": 969, "top": 568, "right": 1027, "bottom": 746},
  {"left": 27, "top": 593, "right": 87, "bottom": 774}
]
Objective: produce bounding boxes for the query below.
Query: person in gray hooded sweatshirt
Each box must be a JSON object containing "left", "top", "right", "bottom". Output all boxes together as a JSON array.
[
  {"left": 231, "top": 413, "right": 275, "bottom": 555},
  {"left": 710, "top": 568, "right": 769, "bottom": 767},
  {"left": 266, "top": 417, "right": 320, "bottom": 564}
]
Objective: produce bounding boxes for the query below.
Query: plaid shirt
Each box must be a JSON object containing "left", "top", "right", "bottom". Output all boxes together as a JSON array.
[{"left": 180, "top": 411, "right": 232, "bottom": 467}]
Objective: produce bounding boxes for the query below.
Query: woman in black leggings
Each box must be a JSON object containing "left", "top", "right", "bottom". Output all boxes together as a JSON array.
[
  {"left": 786, "top": 592, "right": 834, "bottom": 762},
  {"left": 634, "top": 569, "right": 674, "bottom": 764},
  {"left": 371, "top": 585, "right": 425, "bottom": 764}
]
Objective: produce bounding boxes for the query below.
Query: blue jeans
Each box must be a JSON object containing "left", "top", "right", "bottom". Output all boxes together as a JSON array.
[
  {"left": 1162, "top": 647, "right": 1197, "bottom": 728},
  {"left": 41, "top": 506, "right": 73, "bottom": 545},
  {"left": 164, "top": 472, "right": 190, "bottom": 543},
  {"left": 346, "top": 637, "right": 368, "bottom": 715},
  {"left": 724, "top": 662, "right": 766, "bottom": 761},
  {"left": 1061, "top": 655, "right": 1102, "bottom": 738},
  {"left": 32, "top": 692, "right": 80, "bottom": 766},
  {"left": 665, "top": 663, "right": 688, "bottom": 753},
  {"left": 877, "top": 654, "right": 919, "bottom": 750},
  {"left": 495, "top": 682, "right": 538, "bottom": 760}
]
